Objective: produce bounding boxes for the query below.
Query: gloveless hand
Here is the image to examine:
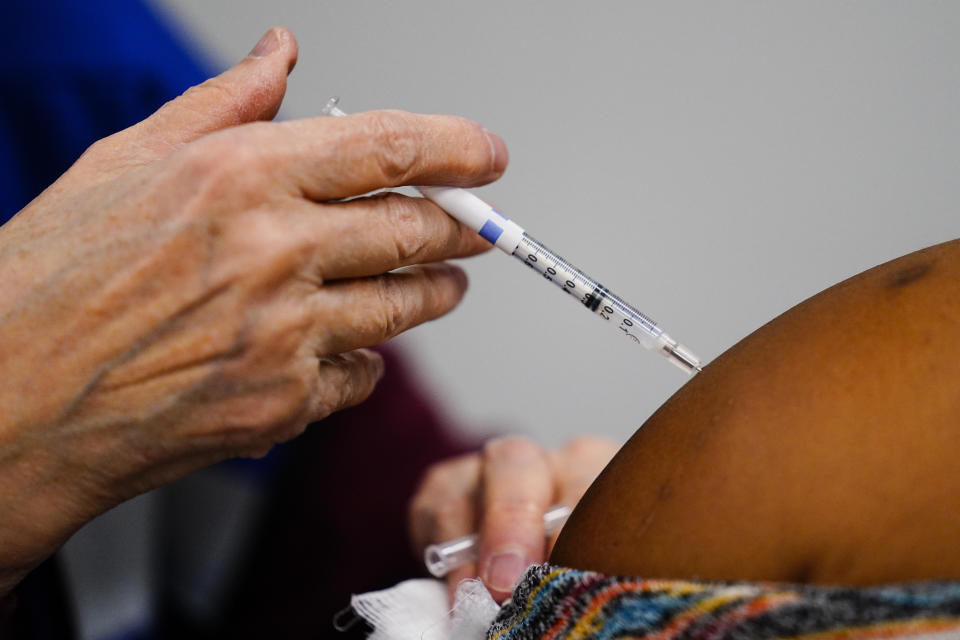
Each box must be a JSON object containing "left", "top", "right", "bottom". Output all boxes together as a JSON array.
[
  {"left": 409, "top": 436, "right": 618, "bottom": 602},
  {"left": 0, "top": 27, "right": 507, "bottom": 595}
]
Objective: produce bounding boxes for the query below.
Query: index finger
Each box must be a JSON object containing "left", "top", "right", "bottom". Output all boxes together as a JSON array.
[
  {"left": 477, "top": 437, "right": 553, "bottom": 602},
  {"left": 278, "top": 110, "right": 508, "bottom": 200}
]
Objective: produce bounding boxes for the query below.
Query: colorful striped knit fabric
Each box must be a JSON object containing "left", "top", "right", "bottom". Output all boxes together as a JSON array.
[{"left": 487, "top": 564, "right": 960, "bottom": 640}]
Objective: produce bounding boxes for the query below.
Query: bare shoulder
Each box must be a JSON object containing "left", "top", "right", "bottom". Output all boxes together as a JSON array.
[{"left": 551, "top": 239, "right": 960, "bottom": 585}]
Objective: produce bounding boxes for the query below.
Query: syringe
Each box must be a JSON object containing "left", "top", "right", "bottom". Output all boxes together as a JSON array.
[{"left": 321, "top": 98, "right": 702, "bottom": 374}]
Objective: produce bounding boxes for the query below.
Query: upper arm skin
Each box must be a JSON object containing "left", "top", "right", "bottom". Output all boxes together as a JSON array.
[{"left": 551, "top": 239, "right": 960, "bottom": 585}]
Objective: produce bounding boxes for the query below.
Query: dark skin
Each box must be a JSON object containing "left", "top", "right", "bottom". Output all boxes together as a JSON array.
[{"left": 552, "top": 238, "right": 960, "bottom": 585}]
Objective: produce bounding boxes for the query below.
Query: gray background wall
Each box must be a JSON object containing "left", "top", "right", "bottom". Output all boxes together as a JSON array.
[{"left": 154, "top": 0, "right": 959, "bottom": 446}]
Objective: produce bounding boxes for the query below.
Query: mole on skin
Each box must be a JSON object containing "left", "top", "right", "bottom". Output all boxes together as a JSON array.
[{"left": 887, "top": 262, "right": 932, "bottom": 288}]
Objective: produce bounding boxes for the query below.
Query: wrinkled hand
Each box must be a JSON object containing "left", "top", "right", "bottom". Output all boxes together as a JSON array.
[
  {"left": 409, "top": 436, "right": 618, "bottom": 602},
  {"left": 0, "top": 27, "right": 507, "bottom": 594}
]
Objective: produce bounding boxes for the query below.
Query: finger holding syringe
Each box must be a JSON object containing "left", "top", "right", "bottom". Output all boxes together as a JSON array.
[{"left": 321, "top": 97, "right": 702, "bottom": 373}]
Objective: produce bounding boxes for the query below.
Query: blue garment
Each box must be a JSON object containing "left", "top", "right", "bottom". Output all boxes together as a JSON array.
[
  {"left": 0, "top": 7, "right": 303, "bottom": 638},
  {"left": 0, "top": 0, "right": 210, "bottom": 220},
  {"left": 0, "top": 3, "right": 213, "bottom": 639}
]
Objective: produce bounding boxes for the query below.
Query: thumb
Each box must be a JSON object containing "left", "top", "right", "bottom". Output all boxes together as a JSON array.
[{"left": 120, "top": 27, "right": 298, "bottom": 162}]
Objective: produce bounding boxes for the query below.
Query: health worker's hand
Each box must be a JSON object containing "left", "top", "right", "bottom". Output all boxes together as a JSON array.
[
  {"left": 409, "top": 436, "right": 618, "bottom": 602},
  {"left": 0, "top": 27, "right": 507, "bottom": 596}
]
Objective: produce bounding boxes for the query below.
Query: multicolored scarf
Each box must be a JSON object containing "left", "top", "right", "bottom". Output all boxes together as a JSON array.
[{"left": 488, "top": 564, "right": 960, "bottom": 639}]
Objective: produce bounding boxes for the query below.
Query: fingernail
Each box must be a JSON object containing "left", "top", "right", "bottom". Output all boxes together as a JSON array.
[
  {"left": 249, "top": 28, "right": 280, "bottom": 58},
  {"left": 483, "top": 549, "right": 529, "bottom": 592},
  {"left": 484, "top": 129, "right": 509, "bottom": 174}
]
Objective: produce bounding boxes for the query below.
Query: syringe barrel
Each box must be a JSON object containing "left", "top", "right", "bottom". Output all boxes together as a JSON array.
[{"left": 512, "top": 233, "right": 702, "bottom": 374}]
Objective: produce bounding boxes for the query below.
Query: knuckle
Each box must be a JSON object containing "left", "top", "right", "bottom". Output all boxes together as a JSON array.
[
  {"left": 332, "top": 372, "right": 358, "bottom": 412},
  {"left": 366, "top": 110, "right": 420, "bottom": 183},
  {"left": 374, "top": 276, "right": 408, "bottom": 340},
  {"left": 382, "top": 194, "right": 430, "bottom": 262},
  {"left": 313, "top": 353, "right": 377, "bottom": 418},
  {"left": 316, "top": 366, "right": 353, "bottom": 417},
  {"left": 218, "top": 209, "right": 307, "bottom": 279},
  {"left": 485, "top": 498, "right": 544, "bottom": 522},
  {"left": 180, "top": 129, "right": 270, "bottom": 194},
  {"left": 337, "top": 359, "right": 376, "bottom": 407},
  {"left": 311, "top": 388, "right": 338, "bottom": 422},
  {"left": 288, "top": 369, "right": 318, "bottom": 423}
]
